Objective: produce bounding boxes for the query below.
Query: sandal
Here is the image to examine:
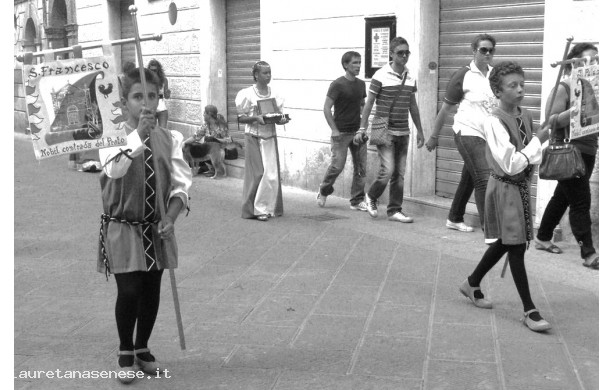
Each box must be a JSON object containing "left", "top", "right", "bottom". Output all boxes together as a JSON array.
[
  {"left": 534, "top": 239, "right": 563, "bottom": 254},
  {"left": 583, "top": 254, "right": 599, "bottom": 270}
]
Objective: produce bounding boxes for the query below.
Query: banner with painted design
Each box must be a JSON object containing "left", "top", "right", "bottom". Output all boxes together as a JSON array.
[
  {"left": 22, "top": 56, "right": 128, "bottom": 160},
  {"left": 569, "top": 61, "right": 599, "bottom": 139}
]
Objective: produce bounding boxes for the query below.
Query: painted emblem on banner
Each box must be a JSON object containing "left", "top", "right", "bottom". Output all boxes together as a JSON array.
[
  {"left": 23, "top": 56, "right": 128, "bottom": 160},
  {"left": 569, "top": 61, "right": 599, "bottom": 139}
]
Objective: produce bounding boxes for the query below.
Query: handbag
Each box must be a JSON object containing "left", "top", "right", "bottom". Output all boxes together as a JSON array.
[
  {"left": 368, "top": 72, "right": 407, "bottom": 146},
  {"left": 538, "top": 115, "right": 585, "bottom": 180}
]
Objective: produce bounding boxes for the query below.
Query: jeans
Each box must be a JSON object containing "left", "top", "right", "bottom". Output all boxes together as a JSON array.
[
  {"left": 536, "top": 153, "right": 597, "bottom": 259},
  {"left": 319, "top": 133, "right": 367, "bottom": 205},
  {"left": 448, "top": 132, "right": 489, "bottom": 227},
  {"left": 368, "top": 134, "right": 409, "bottom": 216}
]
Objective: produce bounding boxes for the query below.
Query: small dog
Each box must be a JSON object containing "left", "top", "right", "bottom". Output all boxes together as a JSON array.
[{"left": 182, "top": 140, "right": 242, "bottom": 179}]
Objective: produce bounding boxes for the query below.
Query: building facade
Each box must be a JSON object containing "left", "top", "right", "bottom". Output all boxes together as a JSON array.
[{"left": 14, "top": 0, "right": 599, "bottom": 244}]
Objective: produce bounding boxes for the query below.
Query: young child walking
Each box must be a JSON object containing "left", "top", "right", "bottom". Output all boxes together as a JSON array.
[
  {"left": 98, "top": 68, "right": 191, "bottom": 383},
  {"left": 459, "top": 61, "right": 552, "bottom": 332}
]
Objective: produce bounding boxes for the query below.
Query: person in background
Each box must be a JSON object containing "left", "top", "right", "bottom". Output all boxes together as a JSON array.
[
  {"left": 317, "top": 51, "right": 368, "bottom": 211},
  {"left": 147, "top": 59, "right": 171, "bottom": 128},
  {"left": 534, "top": 43, "right": 599, "bottom": 270},
  {"left": 235, "top": 61, "right": 289, "bottom": 221},
  {"left": 425, "top": 34, "right": 498, "bottom": 233},
  {"left": 358, "top": 37, "right": 425, "bottom": 223}
]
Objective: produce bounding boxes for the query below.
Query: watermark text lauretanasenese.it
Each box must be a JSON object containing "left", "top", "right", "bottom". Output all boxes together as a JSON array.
[{"left": 15, "top": 369, "right": 171, "bottom": 380}]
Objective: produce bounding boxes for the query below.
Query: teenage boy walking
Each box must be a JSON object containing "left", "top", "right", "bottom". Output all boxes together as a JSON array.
[{"left": 317, "top": 51, "right": 368, "bottom": 211}]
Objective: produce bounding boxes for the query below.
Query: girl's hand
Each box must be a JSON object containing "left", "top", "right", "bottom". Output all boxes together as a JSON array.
[
  {"left": 137, "top": 108, "right": 157, "bottom": 139},
  {"left": 158, "top": 216, "right": 175, "bottom": 240},
  {"left": 425, "top": 137, "right": 438, "bottom": 152}
]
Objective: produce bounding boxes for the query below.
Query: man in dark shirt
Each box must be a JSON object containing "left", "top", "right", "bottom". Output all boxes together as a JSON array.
[{"left": 317, "top": 51, "right": 368, "bottom": 211}]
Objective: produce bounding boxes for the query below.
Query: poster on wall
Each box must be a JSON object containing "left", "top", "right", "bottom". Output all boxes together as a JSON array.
[
  {"left": 22, "top": 56, "right": 128, "bottom": 160},
  {"left": 371, "top": 27, "right": 390, "bottom": 68},
  {"left": 568, "top": 61, "right": 599, "bottom": 139}
]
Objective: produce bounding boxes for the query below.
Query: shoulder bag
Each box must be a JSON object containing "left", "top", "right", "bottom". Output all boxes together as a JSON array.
[
  {"left": 538, "top": 114, "right": 585, "bottom": 180},
  {"left": 368, "top": 72, "right": 407, "bottom": 146}
]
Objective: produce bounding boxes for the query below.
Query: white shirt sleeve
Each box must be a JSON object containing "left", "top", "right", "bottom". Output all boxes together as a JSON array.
[
  {"left": 168, "top": 130, "right": 192, "bottom": 212},
  {"left": 484, "top": 116, "right": 543, "bottom": 176},
  {"left": 99, "top": 129, "right": 145, "bottom": 179}
]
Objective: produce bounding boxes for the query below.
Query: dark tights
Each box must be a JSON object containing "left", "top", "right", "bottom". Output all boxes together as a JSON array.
[
  {"left": 468, "top": 240, "right": 535, "bottom": 312},
  {"left": 115, "top": 270, "right": 164, "bottom": 355}
]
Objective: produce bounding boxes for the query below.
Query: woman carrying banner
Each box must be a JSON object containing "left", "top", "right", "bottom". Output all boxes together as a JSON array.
[{"left": 534, "top": 43, "right": 599, "bottom": 270}]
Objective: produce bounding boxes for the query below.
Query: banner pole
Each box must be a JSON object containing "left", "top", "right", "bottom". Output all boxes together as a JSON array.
[{"left": 129, "top": 5, "right": 186, "bottom": 351}]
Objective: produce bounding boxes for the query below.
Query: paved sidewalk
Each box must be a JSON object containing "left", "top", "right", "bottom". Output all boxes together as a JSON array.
[{"left": 14, "top": 134, "right": 599, "bottom": 389}]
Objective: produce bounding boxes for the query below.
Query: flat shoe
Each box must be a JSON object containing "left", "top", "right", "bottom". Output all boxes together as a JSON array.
[
  {"left": 583, "top": 254, "right": 599, "bottom": 270},
  {"left": 459, "top": 279, "right": 492, "bottom": 309},
  {"left": 256, "top": 215, "right": 269, "bottom": 221},
  {"left": 522, "top": 309, "right": 552, "bottom": 332},
  {"left": 135, "top": 348, "right": 163, "bottom": 375},
  {"left": 117, "top": 350, "right": 136, "bottom": 384},
  {"left": 534, "top": 239, "right": 563, "bottom": 254}
]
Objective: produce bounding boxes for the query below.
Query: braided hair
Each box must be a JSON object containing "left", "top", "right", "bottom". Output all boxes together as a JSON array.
[{"left": 252, "top": 61, "right": 270, "bottom": 82}]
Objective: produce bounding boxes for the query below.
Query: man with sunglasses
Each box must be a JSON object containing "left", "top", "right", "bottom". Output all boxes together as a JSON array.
[
  {"left": 359, "top": 36, "right": 425, "bottom": 223},
  {"left": 425, "top": 34, "right": 498, "bottom": 233}
]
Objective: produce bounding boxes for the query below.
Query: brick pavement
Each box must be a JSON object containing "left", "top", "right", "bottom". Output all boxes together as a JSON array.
[{"left": 13, "top": 134, "right": 599, "bottom": 389}]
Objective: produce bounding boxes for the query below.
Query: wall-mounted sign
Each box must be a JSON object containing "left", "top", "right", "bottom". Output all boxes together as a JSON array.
[{"left": 365, "top": 16, "right": 396, "bottom": 78}]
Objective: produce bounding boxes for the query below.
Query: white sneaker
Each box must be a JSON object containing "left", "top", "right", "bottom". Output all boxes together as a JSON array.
[
  {"left": 446, "top": 220, "right": 474, "bottom": 232},
  {"left": 365, "top": 194, "right": 378, "bottom": 218},
  {"left": 316, "top": 191, "right": 327, "bottom": 207},
  {"left": 388, "top": 211, "right": 414, "bottom": 223},
  {"left": 350, "top": 201, "right": 367, "bottom": 211}
]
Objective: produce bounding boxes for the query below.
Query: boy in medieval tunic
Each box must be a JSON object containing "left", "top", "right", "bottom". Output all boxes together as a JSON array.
[
  {"left": 98, "top": 68, "right": 191, "bottom": 383},
  {"left": 459, "top": 62, "right": 552, "bottom": 332}
]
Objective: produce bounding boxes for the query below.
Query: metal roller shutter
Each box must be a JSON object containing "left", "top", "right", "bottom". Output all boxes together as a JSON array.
[
  {"left": 436, "top": 0, "right": 545, "bottom": 211},
  {"left": 226, "top": 0, "right": 260, "bottom": 152}
]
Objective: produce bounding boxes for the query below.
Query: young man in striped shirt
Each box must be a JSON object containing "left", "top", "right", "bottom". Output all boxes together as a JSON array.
[{"left": 359, "top": 37, "right": 425, "bottom": 223}]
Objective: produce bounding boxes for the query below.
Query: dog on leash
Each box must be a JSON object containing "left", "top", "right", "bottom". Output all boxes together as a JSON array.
[{"left": 182, "top": 140, "right": 242, "bottom": 179}]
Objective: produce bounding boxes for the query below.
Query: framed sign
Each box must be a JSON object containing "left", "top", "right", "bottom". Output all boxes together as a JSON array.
[{"left": 364, "top": 16, "right": 396, "bottom": 78}]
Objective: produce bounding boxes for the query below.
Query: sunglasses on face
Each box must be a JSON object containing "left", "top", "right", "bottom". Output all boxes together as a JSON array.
[
  {"left": 394, "top": 50, "right": 411, "bottom": 57},
  {"left": 477, "top": 47, "right": 496, "bottom": 55}
]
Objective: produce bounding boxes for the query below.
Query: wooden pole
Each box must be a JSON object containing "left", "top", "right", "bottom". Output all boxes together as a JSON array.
[{"left": 129, "top": 5, "right": 186, "bottom": 351}]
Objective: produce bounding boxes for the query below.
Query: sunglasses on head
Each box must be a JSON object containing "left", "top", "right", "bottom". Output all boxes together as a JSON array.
[
  {"left": 394, "top": 50, "right": 411, "bottom": 57},
  {"left": 477, "top": 47, "right": 496, "bottom": 55}
]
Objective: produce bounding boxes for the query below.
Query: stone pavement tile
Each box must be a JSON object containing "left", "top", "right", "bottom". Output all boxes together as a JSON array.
[
  {"left": 425, "top": 359, "right": 499, "bottom": 390},
  {"left": 433, "top": 299, "right": 492, "bottom": 326},
  {"left": 223, "top": 345, "right": 353, "bottom": 374},
  {"left": 14, "top": 335, "right": 116, "bottom": 361},
  {"left": 257, "top": 244, "right": 312, "bottom": 265},
  {"left": 273, "top": 267, "right": 336, "bottom": 295},
  {"left": 279, "top": 226, "right": 327, "bottom": 245},
  {"left": 147, "top": 366, "right": 280, "bottom": 390},
  {"left": 366, "top": 303, "right": 429, "bottom": 338},
  {"left": 378, "top": 280, "right": 433, "bottom": 307},
  {"left": 212, "top": 276, "right": 278, "bottom": 306},
  {"left": 345, "top": 237, "right": 397, "bottom": 264},
  {"left": 177, "top": 264, "right": 245, "bottom": 290},
  {"left": 315, "top": 284, "right": 379, "bottom": 316},
  {"left": 500, "top": 340, "right": 582, "bottom": 389},
  {"left": 273, "top": 370, "right": 422, "bottom": 390},
  {"left": 14, "top": 311, "right": 93, "bottom": 338},
  {"left": 70, "top": 317, "right": 115, "bottom": 339},
  {"left": 333, "top": 262, "right": 389, "bottom": 286},
  {"left": 176, "top": 301, "right": 252, "bottom": 324},
  {"left": 297, "top": 247, "right": 353, "bottom": 270},
  {"left": 573, "top": 355, "right": 599, "bottom": 390},
  {"left": 429, "top": 323, "right": 496, "bottom": 363},
  {"left": 351, "top": 334, "right": 426, "bottom": 378},
  {"left": 292, "top": 314, "right": 366, "bottom": 350},
  {"left": 159, "top": 342, "right": 235, "bottom": 368},
  {"left": 386, "top": 254, "right": 437, "bottom": 282},
  {"left": 247, "top": 260, "right": 295, "bottom": 277},
  {"left": 186, "top": 322, "right": 296, "bottom": 346},
  {"left": 243, "top": 293, "right": 318, "bottom": 326}
]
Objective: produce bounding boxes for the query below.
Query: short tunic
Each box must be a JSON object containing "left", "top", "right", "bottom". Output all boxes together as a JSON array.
[
  {"left": 97, "top": 124, "right": 191, "bottom": 274},
  {"left": 483, "top": 107, "right": 543, "bottom": 245}
]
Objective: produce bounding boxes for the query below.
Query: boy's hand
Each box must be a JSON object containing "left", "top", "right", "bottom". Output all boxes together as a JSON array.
[
  {"left": 256, "top": 115, "right": 267, "bottom": 125},
  {"left": 158, "top": 216, "right": 175, "bottom": 240},
  {"left": 137, "top": 108, "right": 157, "bottom": 139},
  {"left": 416, "top": 132, "right": 425, "bottom": 148}
]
